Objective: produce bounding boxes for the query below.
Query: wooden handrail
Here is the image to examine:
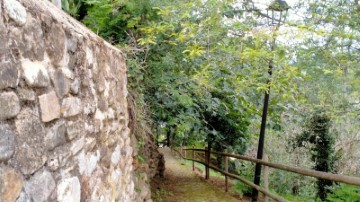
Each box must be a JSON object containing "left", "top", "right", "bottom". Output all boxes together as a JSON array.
[
  {"left": 182, "top": 148, "right": 360, "bottom": 186},
  {"left": 178, "top": 150, "right": 288, "bottom": 202},
  {"left": 171, "top": 147, "right": 360, "bottom": 202}
]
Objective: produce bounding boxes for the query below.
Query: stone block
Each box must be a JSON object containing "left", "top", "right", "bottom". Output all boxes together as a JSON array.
[
  {"left": 25, "top": 169, "right": 55, "bottom": 202},
  {"left": 66, "top": 120, "right": 83, "bottom": 141},
  {"left": 21, "top": 60, "right": 50, "bottom": 87},
  {"left": 0, "top": 3, "right": 3, "bottom": 27},
  {"left": 0, "top": 31, "right": 7, "bottom": 62},
  {"left": 77, "top": 151, "right": 100, "bottom": 176},
  {"left": 0, "top": 92, "right": 20, "bottom": 120},
  {"left": 3, "top": 0, "right": 27, "bottom": 26},
  {"left": 49, "top": 145, "right": 72, "bottom": 168},
  {"left": 0, "top": 166, "right": 23, "bottom": 202},
  {"left": 47, "top": 158, "right": 59, "bottom": 171},
  {"left": 60, "top": 67, "right": 74, "bottom": 79},
  {"left": 15, "top": 108, "right": 46, "bottom": 175},
  {"left": 71, "top": 137, "right": 85, "bottom": 156},
  {"left": 45, "top": 121, "right": 66, "bottom": 150},
  {"left": 0, "top": 124, "right": 15, "bottom": 162},
  {"left": 0, "top": 61, "right": 20, "bottom": 89},
  {"left": 16, "top": 88, "right": 35, "bottom": 101},
  {"left": 57, "top": 177, "right": 81, "bottom": 202},
  {"left": 45, "top": 23, "right": 65, "bottom": 66},
  {"left": 70, "top": 78, "right": 80, "bottom": 94},
  {"left": 22, "top": 16, "right": 45, "bottom": 61},
  {"left": 83, "top": 103, "right": 96, "bottom": 115},
  {"left": 85, "top": 137, "right": 96, "bottom": 151},
  {"left": 52, "top": 68, "right": 70, "bottom": 98},
  {"left": 15, "top": 192, "right": 31, "bottom": 202},
  {"left": 62, "top": 97, "right": 82, "bottom": 117},
  {"left": 38, "top": 91, "right": 61, "bottom": 122},
  {"left": 111, "top": 145, "right": 121, "bottom": 166}
]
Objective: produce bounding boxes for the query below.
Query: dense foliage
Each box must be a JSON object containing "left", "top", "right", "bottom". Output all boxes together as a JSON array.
[
  {"left": 293, "top": 110, "right": 337, "bottom": 200},
  {"left": 58, "top": 0, "right": 360, "bottom": 200}
]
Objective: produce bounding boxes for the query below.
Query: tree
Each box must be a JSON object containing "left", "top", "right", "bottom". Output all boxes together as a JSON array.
[{"left": 293, "top": 109, "right": 338, "bottom": 201}]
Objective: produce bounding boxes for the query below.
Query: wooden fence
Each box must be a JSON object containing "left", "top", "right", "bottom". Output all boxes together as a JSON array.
[{"left": 171, "top": 147, "right": 360, "bottom": 202}]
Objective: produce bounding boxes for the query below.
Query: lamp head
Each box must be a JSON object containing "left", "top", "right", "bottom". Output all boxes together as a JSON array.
[
  {"left": 268, "top": 0, "right": 290, "bottom": 12},
  {"left": 267, "top": 0, "right": 289, "bottom": 25}
]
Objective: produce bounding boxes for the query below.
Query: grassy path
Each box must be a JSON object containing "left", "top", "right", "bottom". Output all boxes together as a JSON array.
[{"left": 151, "top": 147, "right": 241, "bottom": 202}]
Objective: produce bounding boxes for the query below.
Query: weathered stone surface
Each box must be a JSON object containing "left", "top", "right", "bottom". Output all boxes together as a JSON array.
[
  {"left": 3, "top": 0, "right": 27, "bottom": 26},
  {"left": 15, "top": 107, "right": 46, "bottom": 175},
  {"left": 57, "top": 177, "right": 81, "bottom": 202},
  {"left": 83, "top": 103, "right": 96, "bottom": 115},
  {"left": 15, "top": 192, "right": 31, "bottom": 202},
  {"left": 70, "top": 78, "right": 80, "bottom": 94},
  {"left": 21, "top": 60, "right": 49, "bottom": 87},
  {"left": 66, "top": 120, "right": 83, "bottom": 141},
  {"left": 52, "top": 68, "right": 70, "bottom": 98},
  {"left": 0, "top": 17, "right": 7, "bottom": 61},
  {"left": 0, "top": 124, "right": 15, "bottom": 162},
  {"left": 62, "top": 97, "right": 82, "bottom": 117},
  {"left": 38, "top": 91, "right": 61, "bottom": 122},
  {"left": 45, "top": 121, "right": 66, "bottom": 150},
  {"left": 47, "top": 158, "right": 59, "bottom": 171},
  {"left": 0, "top": 61, "right": 20, "bottom": 89},
  {"left": 97, "top": 97, "right": 108, "bottom": 112},
  {"left": 45, "top": 23, "right": 66, "bottom": 66},
  {"left": 85, "top": 137, "right": 96, "bottom": 151},
  {"left": 71, "top": 137, "right": 85, "bottom": 156},
  {"left": 51, "top": 145, "right": 72, "bottom": 168},
  {"left": 60, "top": 67, "right": 74, "bottom": 79},
  {"left": 16, "top": 88, "right": 35, "bottom": 101},
  {"left": 77, "top": 150, "right": 100, "bottom": 176},
  {"left": 0, "top": 92, "right": 20, "bottom": 120},
  {"left": 0, "top": 4, "right": 3, "bottom": 29},
  {"left": 25, "top": 169, "right": 55, "bottom": 202},
  {"left": 111, "top": 145, "right": 121, "bottom": 166},
  {"left": 22, "top": 16, "right": 45, "bottom": 61},
  {"left": 0, "top": 166, "right": 23, "bottom": 202},
  {"left": 95, "top": 71, "right": 106, "bottom": 93}
]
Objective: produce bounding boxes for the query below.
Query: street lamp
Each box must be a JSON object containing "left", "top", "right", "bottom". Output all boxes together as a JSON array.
[
  {"left": 252, "top": 1, "right": 289, "bottom": 202},
  {"left": 267, "top": 0, "right": 290, "bottom": 25}
]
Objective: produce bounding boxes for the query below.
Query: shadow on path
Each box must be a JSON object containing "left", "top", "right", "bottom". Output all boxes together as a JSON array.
[{"left": 151, "top": 147, "right": 241, "bottom": 202}]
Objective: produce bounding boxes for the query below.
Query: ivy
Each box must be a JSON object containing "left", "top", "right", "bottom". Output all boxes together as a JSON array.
[{"left": 292, "top": 109, "right": 339, "bottom": 201}]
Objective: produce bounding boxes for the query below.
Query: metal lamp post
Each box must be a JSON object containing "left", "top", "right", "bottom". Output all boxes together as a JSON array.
[{"left": 251, "top": 1, "right": 289, "bottom": 201}]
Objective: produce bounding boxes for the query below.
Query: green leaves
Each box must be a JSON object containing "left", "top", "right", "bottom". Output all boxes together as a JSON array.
[
  {"left": 182, "top": 44, "right": 206, "bottom": 58},
  {"left": 61, "top": 0, "right": 81, "bottom": 17},
  {"left": 74, "top": 1, "right": 360, "bottom": 189}
]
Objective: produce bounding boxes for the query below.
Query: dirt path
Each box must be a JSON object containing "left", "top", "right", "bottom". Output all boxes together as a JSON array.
[{"left": 151, "top": 147, "right": 241, "bottom": 202}]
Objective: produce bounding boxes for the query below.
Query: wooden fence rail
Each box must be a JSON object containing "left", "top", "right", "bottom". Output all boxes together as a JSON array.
[{"left": 171, "top": 147, "right": 360, "bottom": 202}]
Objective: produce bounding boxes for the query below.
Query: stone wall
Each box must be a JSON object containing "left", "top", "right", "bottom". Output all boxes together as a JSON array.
[{"left": 0, "top": 0, "right": 152, "bottom": 201}]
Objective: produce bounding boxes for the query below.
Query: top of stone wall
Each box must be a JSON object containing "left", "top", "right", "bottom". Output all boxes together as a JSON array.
[{"left": 15, "top": 0, "right": 123, "bottom": 56}]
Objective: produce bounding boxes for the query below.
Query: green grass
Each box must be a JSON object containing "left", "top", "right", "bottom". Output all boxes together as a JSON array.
[
  {"left": 180, "top": 158, "right": 226, "bottom": 179},
  {"left": 153, "top": 188, "right": 173, "bottom": 202}
]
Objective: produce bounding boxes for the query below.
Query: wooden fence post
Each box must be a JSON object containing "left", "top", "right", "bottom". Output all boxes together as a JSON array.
[
  {"left": 264, "top": 154, "right": 269, "bottom": 202},
  {"left": 225, "top": 149, "right": 229, "bottom": 192},
  {"left": 205, "top": 147, "right": 208, "bottom": 179},
  {"left": 184, "top": 148, "right": 187, "bottom": 159},
  {"left": 192, "top": 146, "right": 195, "bottom": 171},
  {"left": 180, "top": 147, "right": 183, "bottom": 161},
  {"left": 205, "top": 146, "right": 210, "bottom": 179}
]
